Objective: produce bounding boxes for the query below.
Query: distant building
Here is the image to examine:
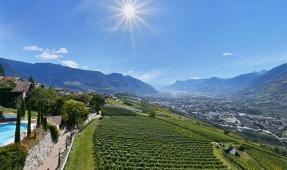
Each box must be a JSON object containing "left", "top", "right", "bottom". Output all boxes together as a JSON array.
[
  {"left": 2, "top": 76, "right": 22, "bottom": 82},
  {"left": 12, "top": 82, "right": 32, "bottom": 99},
  {"left": 47, "top": 116, "right": 62, "bottom": 129},
  {"left": 229, "top": 148, "right": 237, "bottom": 155},
  {"left": 35, "top": 82, "right": 41, "bottom": 87}
]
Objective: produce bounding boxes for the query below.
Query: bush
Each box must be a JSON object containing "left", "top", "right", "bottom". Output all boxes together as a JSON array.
[
  {"left": 48, "top": 124, "right": 60, "bottom": 143},
  {"left": 238, "top": 145, "right": 246, "bottom": 151},
  {"left": 102, "top": 107, "right": 136, "bottom": 116},
  {"left": 0, "top": 144, "right": 27, "bottom": 170},
  {"left": 224, "top": 129, "right": 230, "bottom": 135},
  {"left": 148, "top": 110, "right": 156, "bottom": 118}
]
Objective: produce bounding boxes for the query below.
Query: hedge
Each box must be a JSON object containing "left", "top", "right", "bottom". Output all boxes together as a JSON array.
[{"left": 48, "top": 124, "right": 60, "bottom": 143}]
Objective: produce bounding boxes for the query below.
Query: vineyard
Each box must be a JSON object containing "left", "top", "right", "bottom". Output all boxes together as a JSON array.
[
  {"left": 66, "top": 99, "right": 287, "bottom": 170},
  {"left": 245, "top": 145, "right": 287, "bottom": 170},
  {"left": 93, "top": 116, "right": 227, "bottom": 169}
]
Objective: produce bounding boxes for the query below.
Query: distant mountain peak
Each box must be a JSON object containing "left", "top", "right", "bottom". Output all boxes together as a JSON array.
[
  {"left": 0, "top": 57, "right": 158, "bottom": 95},
  {"left": 167, "top": 63, "right": 287, "bottom": 95}
]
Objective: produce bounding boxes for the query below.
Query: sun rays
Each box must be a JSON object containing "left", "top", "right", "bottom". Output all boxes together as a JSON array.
[{"left": 105, "top": 0, "right": 155, "bottom": 33}]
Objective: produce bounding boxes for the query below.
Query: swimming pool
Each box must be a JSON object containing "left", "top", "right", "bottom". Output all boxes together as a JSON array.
[{"left": 0, "top": 122, "right": 28, "bottom": 146}]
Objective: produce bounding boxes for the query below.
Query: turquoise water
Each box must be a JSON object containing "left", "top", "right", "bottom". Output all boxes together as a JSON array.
[
  {"left": 0, "top": 113, "right": 17, "bottom": 119},
  {"left": 0, "top": 122, "right": 28, "bottom": 145}
]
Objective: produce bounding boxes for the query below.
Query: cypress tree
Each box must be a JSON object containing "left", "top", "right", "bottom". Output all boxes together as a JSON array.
[
  {"left": 27, "top": 100, "right": 32, "bottom": 137},
  {"left": 0, "top": 64, "right": 4, "bottom": 76},
  {"left": 28, "top": 76, "right": 35, "bottom": 89},
  {"left": 15, "top": 108, "right": 21, "bottom": 143},
  {"left": 42, "top": 116, "right": 47, "bottom": 130},
  {"left": 37, "top": 110, "right": 41, "bottom": 128},
  {"left": 20, "top": 100, "right": 26, "bottom": 117}
]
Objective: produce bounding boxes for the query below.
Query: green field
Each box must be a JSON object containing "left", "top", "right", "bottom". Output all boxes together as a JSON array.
[
  {"left": 66, "top": 99, "right": 287, "bottom": 170},
  {"left": 65, "top": 120, "right": 99, "bottom": 170}
]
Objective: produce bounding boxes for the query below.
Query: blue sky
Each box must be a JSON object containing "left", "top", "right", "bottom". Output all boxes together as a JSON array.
[{"left": 0, "top": 0, "right": 286, "bottom": 86}]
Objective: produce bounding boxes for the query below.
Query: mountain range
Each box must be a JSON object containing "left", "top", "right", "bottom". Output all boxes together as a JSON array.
[
  {"left": 169, "top": 64, "right": 287, "bottom": 96},
  {"left": 1, "top": 57, "right": 286, "bottom": 97},
  {"left": 0, "top": 58, "right": 157, "bottom": 95}
]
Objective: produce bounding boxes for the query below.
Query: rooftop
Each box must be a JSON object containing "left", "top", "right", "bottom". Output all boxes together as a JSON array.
[{"left": 12, "top": 82, "right": 32, "bottom": 92}]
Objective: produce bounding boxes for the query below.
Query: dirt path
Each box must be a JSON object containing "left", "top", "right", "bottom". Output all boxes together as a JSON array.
[
  {"left": 37, "top": 132, "right": 70, "bottom": 170},
  {"left": 37, "top": 114, "right": 100, "bottom": 170}
]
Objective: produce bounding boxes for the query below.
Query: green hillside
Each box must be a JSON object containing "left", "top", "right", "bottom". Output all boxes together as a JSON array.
[{"left": 66, "top": 99, "right": 287, "bottom": 170}]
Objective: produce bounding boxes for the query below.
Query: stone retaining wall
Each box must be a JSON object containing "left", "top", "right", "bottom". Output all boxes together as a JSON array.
[{"left": 24, "top": 133, "right": 54, "bottom": 170}]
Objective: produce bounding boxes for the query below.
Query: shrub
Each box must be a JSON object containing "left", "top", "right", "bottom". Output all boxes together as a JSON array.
[
  {"left": 224, "top": 129, "right": 230, "bottom": 135},
  {"left": 148, "top": 110, "right": 156, "bottom": 118},
  {"left": 238, "top": 145, "right": 246, "bottom": 151},
  {"left": 48, "top": 124, "right": 60, "bottom": 143},
  {"left": 0, "top": 144, "right": 27, "bottom": 170}
]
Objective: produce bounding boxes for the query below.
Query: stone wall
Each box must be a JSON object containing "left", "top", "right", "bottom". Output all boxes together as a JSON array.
[{"left": 24, "top": 133, "right": 54, "bottom": 170}]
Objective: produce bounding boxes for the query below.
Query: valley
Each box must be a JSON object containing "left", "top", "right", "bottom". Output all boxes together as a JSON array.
[
  {"left": 149, "top": 96, "right": 287, "bottom": 146},
  {"left": 65, "top": 97, "right": 287, "bottom": 170}
]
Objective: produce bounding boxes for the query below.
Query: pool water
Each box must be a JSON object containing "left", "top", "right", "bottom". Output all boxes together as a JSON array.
[
  {"left": 0, "top": 113, "right": 17, "bottom": 119},
  {"left": 0, "top": 122, "right": 28, "bottom": 146}
]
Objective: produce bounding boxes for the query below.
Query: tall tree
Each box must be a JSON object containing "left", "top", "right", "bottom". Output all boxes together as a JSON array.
[
  {"left": 0, "top": 64, "right": 4, "bottom": 76},
  {"left": 28, "top": 76, "right": 35, "bottom": 88},
  {"left": 15, "top": 108, "right": 21, "bottom": 143},
  {"left": 37, "top": 110, "right": 41, "bottom": 128},
  {"left": 28, "top": 76, "right": 35, "bottom": 84},
  {"left": 63, "top": 99, "right": 88, "bottom": 130},
  {"left": 90, "top": 94, "right": 105, "bottom": 113},
  {"left": 20, "top": 100, "right": 26, "bottom": 117},
  {"left": 27, "top": 100, "right": 32, "bottom": 137}
]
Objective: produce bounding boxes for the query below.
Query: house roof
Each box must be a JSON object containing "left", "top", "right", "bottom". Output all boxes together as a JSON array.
[
  {"left": 47, "top": 116, "right": 62, "bottom": 126},
  {"left": 12, "top": 82, "right": 32, "bottom": 92},
  {"left": 3, "top": 76, "right": 21, "bottom": 81}
]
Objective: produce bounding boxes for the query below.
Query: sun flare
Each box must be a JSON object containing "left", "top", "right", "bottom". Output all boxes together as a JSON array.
[
  {"left": 105, "top": 0, "right": 154, "bottom": 33},
  {"left": 123, "top": 3, "right": 136, "bottom": 19}
]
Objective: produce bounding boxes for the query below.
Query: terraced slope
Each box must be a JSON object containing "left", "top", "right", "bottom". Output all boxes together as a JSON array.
[{"left": 93, "top": 116, "right": 227, "bottom": 169}]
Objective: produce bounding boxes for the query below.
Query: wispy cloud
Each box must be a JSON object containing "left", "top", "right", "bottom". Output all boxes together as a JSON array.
[
  {"left": 23, "top": 45, "right": 44, "bottom": 52},
  {"left": 55, "top": 48, "right": 69, "bottom": 54},
  {"left": 190, "top": 76, "right": 202, "bottom": 80},
  {"left": 222, "top": 52, "right": 234, "bottom": 56},
  {"left": 37, "top": 51, "right": 63, "bottom": 60},
  {"left": 61, "top": 60, "right": 79, "bottom": 68},
  {"left": 23, "top": 45, "right": 69, "bottom": 60}
]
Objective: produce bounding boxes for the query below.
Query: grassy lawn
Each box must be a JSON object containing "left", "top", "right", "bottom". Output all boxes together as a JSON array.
[{"left": 65, "top": 120, "right": 99, "bottom": 170}]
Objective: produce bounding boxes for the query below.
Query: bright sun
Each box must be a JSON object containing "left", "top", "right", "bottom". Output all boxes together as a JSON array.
[
  {"left": 105, "top": 0, "right": 154, "bottom": 33},
  {"left": 123, "top": 4, "right": 137, "bottom": 19}
]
